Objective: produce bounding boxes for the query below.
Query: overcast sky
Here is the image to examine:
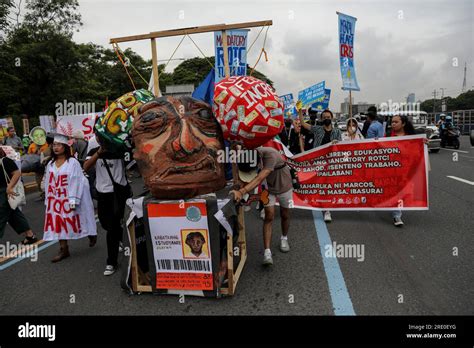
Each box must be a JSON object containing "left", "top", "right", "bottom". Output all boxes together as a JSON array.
[{"left": 73, "top": 0, "right": 473, "bottom": 111}]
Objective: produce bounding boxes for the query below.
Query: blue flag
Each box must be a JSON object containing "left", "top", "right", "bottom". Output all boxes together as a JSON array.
[
  {"left": 192, "top": 69, "right": 215, "bottom": 105},
  {"left": 338, "top": 12, "right": 360, "bottom": 91}
]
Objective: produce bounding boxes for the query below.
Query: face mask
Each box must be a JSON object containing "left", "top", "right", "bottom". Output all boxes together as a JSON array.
[
  {"left": 323, "top": 119, "right": 332, "bottom": 126},
  {"left": 350, "top": 127, "right": 357, "bottom": 133}
]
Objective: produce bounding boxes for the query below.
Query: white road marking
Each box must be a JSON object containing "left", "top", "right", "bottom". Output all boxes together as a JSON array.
[
  {"left": 440, "top": 148, "right": 469, "bottom": 154},
  {"left": 447, "top": 176, "right": 474, "bottom": 185}
]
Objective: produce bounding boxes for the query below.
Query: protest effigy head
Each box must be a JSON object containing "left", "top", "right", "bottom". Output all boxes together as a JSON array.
[
  {"left": 213, "top": 75, "right": 284, "bottom": 149},
  {"left": 29, "top": 126, "right": 47, "bottom": 146},
  {"left": 132, "top": 95, "right": 226, "bottom": 199},
  {"left": 95, "top": 89, "right": 155, "bottom": 154}
]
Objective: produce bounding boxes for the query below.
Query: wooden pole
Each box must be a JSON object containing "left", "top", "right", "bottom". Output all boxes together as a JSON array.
[
  {"left": 349, "top": 90, "right": 352, "bottom": 117},
  {"left": 151, "top": 38, "right": 160, "bottom": 97},
  {"left": 110, "top": 20, "right": 272, "bottom": 44},
  {"left": 222, "top": 30, "right": 230, "bottom": 78}
]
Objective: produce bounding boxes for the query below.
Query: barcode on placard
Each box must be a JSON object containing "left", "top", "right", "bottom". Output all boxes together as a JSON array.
[{"left": 156, "top": 259, "right": 211, "bottom": 272}]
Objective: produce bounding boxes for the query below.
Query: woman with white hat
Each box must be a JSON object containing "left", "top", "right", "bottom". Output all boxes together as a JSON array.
[{"left": 43, "top": 134, "right": 97, "bottom": 262}]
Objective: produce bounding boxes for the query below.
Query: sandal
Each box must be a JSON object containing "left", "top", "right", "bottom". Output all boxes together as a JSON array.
[{"left": 21, "top": 235, "right": 38, "bottom": 245}]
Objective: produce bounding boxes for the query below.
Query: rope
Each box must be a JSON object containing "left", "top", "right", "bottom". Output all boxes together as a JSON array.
[
  {"left": 163, "top": 34, "right": 187, "bottom": 72},
  {"left": 247, "top": 25, "right": 265, "bottom": 54},
  {"left": 250, "top": 26, "right": 270, "bottom": 76},
  {"left": 112, "top": 43, "right": 136, "bottom": 90},
  {"left": 186, "top": 34, "right": 215, "bottom": 70},
  {"left": 113, "top": 43, "right": 149, "bottom": 87}
]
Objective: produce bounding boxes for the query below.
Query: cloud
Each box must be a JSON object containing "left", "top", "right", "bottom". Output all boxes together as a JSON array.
[{"left": 282, "top": 32, "right": 335, "bottom": 72}]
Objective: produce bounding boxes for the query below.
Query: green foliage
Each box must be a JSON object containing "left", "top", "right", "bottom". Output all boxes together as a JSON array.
[
  {"left": 420, "top": 90, "right": 474, "bottom": 113},
  {"left": 0, "top": 0, "right": 273, "bottom": 131},
  {"left": 158, "top": 56, "right": 273, "bottom": 91}
]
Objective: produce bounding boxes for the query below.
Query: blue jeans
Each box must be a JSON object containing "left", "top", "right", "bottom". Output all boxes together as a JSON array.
[{"left": 392, "top": 210, "right": 402, "bottom": 219}]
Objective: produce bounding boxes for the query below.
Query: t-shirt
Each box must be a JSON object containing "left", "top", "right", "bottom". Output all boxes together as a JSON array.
[
  {"left": 257, "top": 147, "right": 293, "bottom": 195},
  {"left": 321, "top": 130, "right": 332, "bottom": 146},
  {"left": 0, "top": 157, "right": 18, "bottom": 188},
  {"left": 95, "top": 158, "right": 128, "bottom": 193},
  {"left": 85, "top": 135, "right": 127, "bottom": 193},
  {"left": 2, "top": 136, "right": 24, "bottom": 151},
  {"left": 367, "top": 120, "right": 385, "bottom": 138}
]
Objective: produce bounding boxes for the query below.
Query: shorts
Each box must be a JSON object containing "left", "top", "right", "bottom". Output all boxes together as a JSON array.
[
  {"left": 265, "top": 189, "right": 294, "bottom": 208},
  {"left": 0, "top": 188, "right": 31, "bottom": 238}
]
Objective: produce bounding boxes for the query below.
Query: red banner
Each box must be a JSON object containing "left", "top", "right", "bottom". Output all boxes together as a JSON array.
[{"left": 274, "top": 135, "right": 428, "bottom": 210}]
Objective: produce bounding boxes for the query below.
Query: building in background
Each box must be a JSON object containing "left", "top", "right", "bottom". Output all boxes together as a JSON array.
[
  {"left": 163, "top": 84, "right": 195, "bottom": 98},
  {"left": 407, "top": 93, "right": 415, "bottom": 104},
  {"left": 340, "top": 96, "right": 354, "bottom": 115},
  {"left": 340, "top": 97, "right": 375, "bottom": 116}
]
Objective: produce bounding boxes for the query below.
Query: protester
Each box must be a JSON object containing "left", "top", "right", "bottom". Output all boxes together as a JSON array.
[
  {"left": 342, "top": 118, "right": 364, "bottom": 141},
  {"left": 231, "top": 147, "right": 293, "bottom": 266},
  {"left": 288, "top": 118, "right": 304, "bottom": 155},
  {"left": 2, "top": 127, "right": 24, "bottom": 153},
  {"left": 301, "top": 108, "right": 318, "bottom": 151},
  {"left": 72, "top": 130, "right": 88, "bottom": 166},
  {"left": 84, "top": 135, "right": 129, "bottom": 276},
  {"left": 43, "top": 134, "right": 97, "bottom": 262},
  {"left": 279, "top": 118, "right": 291, "bottom": 146},
  {"left": 361, "top": 107, "right": 377, "bottom": 138},
  {"left": 366, "top": 106, "right": 384, "bottom": 139},
  {"left": 0, "top": 147, "right": 37, "bottom": 243},
  {"left": 298, "top": 102, "right": 341, "bottom": 222},
  {"left": 387, "top": 115, "right": 420, "bottom": 227},
  {"left": 28, "top": 131, "right": 51, "bottom": 201}
]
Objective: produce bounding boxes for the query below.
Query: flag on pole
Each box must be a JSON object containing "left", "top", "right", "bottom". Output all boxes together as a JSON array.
[{"left": 338, "top": 12, "right": 360, "bottom": 91}]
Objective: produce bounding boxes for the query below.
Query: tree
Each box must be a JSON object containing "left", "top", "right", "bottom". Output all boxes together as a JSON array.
[
  {"left": 23, "top": 0, "right": 82, "bottom": 38},
  {"left": 0, "top": 0, "right": 14, "bottom": 40},
  {"left": 421, "top": 90, "right": 474, "bottom": 113},
  {"left": 162, "top": 56, "right": 273, "bottom": 88}
]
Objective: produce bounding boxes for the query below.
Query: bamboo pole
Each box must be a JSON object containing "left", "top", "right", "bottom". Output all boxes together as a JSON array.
[{"left": 151, "top": 38, "right": 160, "bottom": 96}]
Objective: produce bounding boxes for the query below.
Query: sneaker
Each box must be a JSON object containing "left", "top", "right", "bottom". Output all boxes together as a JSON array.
[
  {"left": 104, "top": 265, "right": 116, "bottom": 276},
  {"left": 324, "top": 211, "right": 332, "bottom": 222},
  {"left": 280, "top": 238, "right": 290, "bottom": 253},
  {"left": 262, "top": 250, "right": 273, "bottom": 265},
  {"left": 393, "top": 217, "right": 404, "bottom": 227},
  {"left": 119, "top": 242, "right": 124, "bottom": 253}
]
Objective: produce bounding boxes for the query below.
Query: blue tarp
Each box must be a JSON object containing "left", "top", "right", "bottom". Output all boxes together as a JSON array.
[{"left": 192, "top": 69, "right": 215, "bottom": 105}]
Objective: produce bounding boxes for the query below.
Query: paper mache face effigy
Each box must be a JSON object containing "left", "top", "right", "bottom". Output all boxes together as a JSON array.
[{"left": 132, "top": 96, "right": 226, "bottom": 199}]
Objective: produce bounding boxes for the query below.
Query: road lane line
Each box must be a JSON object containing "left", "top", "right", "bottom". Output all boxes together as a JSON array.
[
  {"left": 447, "top": 176, "right": 474, "bottom": 185},
  {"left": 0, "top": 241, "right": 57, "bottom": 271},
  {"left": 0, "top": 240, "right": 46, "bottom": 263},
  {"left": 440, "top": 148, "right": 469, "bottom": 153},
  {"left": 312, "top": 211, "right": 356, "bottom": 315},
  {"left": 0, "top": 215, "right": 100, "bottom": 271}
]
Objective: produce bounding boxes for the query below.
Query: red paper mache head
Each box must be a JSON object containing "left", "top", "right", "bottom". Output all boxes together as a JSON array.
[
  {"left": 132, "top": 96, "right": 226, "bottom": 199},
  {"left": 213, "top": 76, "right": 284, "bottom": 149}
]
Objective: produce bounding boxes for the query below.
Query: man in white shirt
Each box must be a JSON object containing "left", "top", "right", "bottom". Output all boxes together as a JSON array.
[{"left": 84, "top": 135, "right": 129, "bottom": 276}]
